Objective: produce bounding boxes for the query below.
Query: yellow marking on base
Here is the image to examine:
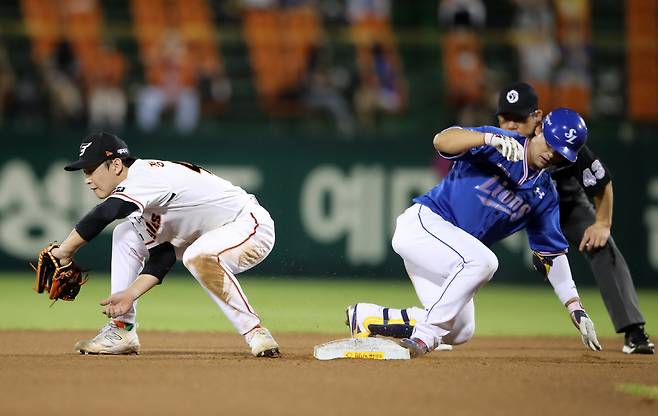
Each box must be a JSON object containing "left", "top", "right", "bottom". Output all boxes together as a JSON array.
[{"left": 343, "top": 351, "right": 386, "bottom": 360}]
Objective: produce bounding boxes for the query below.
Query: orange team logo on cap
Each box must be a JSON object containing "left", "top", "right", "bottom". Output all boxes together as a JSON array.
[{"left": 105, "top": 151, "right": 114, "bottom": 156}]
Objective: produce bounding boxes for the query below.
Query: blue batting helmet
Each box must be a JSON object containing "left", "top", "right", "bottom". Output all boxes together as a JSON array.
[{"left": 542, "top": 108, "right": 588, "bottom": 163}]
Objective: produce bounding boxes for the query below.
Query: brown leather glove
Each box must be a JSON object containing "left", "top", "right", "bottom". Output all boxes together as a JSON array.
[{"left": 32, "top": 243, "right": 88, "bottom": 301}]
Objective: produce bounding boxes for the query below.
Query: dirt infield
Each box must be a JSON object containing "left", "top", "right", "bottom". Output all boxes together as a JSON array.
[{"left": 0, "top": 331, "right": 656, "bottom": 416}]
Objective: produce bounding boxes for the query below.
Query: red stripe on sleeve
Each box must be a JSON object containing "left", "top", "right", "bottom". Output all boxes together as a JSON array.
[{"left": 110, "top": 193, "right": 145, "bottom": 212}]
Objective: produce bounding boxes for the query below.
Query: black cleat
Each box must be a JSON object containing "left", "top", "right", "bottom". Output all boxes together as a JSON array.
[
  {"left": 257, "top": 347, "right": 281, "bottom": 358},
  {"left": 622, "top": 326, "right": 655, "bottom": 354}
]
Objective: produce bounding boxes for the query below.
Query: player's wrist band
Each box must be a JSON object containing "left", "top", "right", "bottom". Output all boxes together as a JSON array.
[{"left": 566, "top": 298, "right": 584, "bottom": 313}]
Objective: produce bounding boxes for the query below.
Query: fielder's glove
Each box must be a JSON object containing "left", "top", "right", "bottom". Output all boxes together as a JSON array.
[
  {"left": 570, "top": 308, "right": 602, "bottom": 351},
  {"left": 31, "top": 243, "right": 88, "bottom": 302},
  {"left": 484, "top": 133, "right": 525, "bottom": 162}
]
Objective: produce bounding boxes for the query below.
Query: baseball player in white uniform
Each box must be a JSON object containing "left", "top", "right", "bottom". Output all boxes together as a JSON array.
[{"left": 50, "top": 132, "right": 280, "bottom": 357}]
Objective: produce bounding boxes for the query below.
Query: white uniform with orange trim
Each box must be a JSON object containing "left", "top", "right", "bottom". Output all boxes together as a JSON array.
[{"left": 108, "top": 159, "right": 275, "bottom": 334}]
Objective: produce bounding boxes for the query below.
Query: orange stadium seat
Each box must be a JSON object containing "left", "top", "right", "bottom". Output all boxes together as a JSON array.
[
  {"left": 177, "top": 0, "right": 224, "bottom": 82},
  {"left": 63, "top": 0, "right": 103, "bottom": 87},
  {"left": 130, "top": 0, "right": 168, "bottom": 72},
  {"left": 626, "top": 0, "right": 658, "bottom": 120},
  {"left": 242, "top": 8, "right": 281, "bottom": 98},
  {"left": 442, "top": 31, "right": 484, "bottom": 108},
  {"left": 351, "top": 13, "right": 407, "bottom": 113},
  {"left": 552, "top": 0, "right": 591, "bottom": 115},
  {"left": 131, "top": 0, "right": 226, "bottom": 95},
  {"left": 21, "top": 0, "right": 60, "bottom": 63},
  {"left": 242, "top": 3, "right": 322, "bottom": 114},
  {"left": 21, "top": 0, "right": 125, "bottom": 91}
]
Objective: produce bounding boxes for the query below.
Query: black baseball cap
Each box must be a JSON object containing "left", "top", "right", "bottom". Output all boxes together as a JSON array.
[
  {"left": 496, "top": 82, "right": 539, "bottom": 117},
  {"left": 64, "top": 132, "right": 131, "bottom": 171}
]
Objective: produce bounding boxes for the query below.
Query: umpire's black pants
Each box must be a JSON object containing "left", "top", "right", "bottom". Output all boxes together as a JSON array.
[{"left": 560, "top": 191, "right": 645, "bottom": 333}]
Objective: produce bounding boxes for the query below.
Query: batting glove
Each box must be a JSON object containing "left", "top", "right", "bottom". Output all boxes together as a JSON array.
[
  {"left": 484, "top": 133, "right": 525, "bottom": 162},
  {"left": 570, "top": 309, "right": 603, "bottom": 351}
]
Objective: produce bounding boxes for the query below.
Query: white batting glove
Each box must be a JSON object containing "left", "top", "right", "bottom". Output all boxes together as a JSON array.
[
  {"left": 484, "top": 133, "right": 525, "bottom": 162},
  {"left": 570, "top": 309, "right": 603, "bottom": 351}
]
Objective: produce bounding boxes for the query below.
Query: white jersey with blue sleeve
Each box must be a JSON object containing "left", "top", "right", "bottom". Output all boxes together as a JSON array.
[{"left": 414, "top": 125, "right": 568, "bottom": 255}]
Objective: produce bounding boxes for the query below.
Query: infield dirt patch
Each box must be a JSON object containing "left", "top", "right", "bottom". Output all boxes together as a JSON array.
[{"left": 0, "top": 331, "right": 656, "bottom": 415}]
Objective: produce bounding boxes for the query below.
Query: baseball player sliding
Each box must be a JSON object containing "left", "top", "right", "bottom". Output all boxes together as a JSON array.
[
  {"left": 49, "top": 132, "right": 280, "bottom": 357},
  {"left": 347, "top": 108, "right": 602, "bottom": 357},
  {"left": 496, "top": 82, "right": 653, "bottom": 354}
]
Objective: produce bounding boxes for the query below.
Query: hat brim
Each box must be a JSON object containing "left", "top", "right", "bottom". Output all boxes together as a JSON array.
[
  {"left": 547, "top": 144, "right": 578, "bottom": 163},
  {"left": 495, "top": 108, "right": 536, "bottom": 117},
  {"left": 64, "top": 157, "right": 106, "bottom": 171}
]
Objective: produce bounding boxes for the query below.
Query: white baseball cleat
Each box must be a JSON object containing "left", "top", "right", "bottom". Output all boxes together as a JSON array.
[
  {"left": 245, "top": 327, "right": 280, "bottom": 358},
  {"left": 435, "top": 343, "right": 453, "bottom": 351},
  {"left": 345, "top": 304, "right": 370, "bottom": 338},
  {"left": 74, "top": 320, "right": 140, "bottom": 355}
]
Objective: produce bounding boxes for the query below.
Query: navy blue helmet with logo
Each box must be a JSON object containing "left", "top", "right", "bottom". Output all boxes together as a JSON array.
[{"left": 542, "top": 108, "right": 588, "bottom": 163}]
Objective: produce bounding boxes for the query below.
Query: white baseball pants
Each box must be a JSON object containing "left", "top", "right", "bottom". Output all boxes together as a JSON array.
[
  {"left": 111, "top": 220, "right": 148, "bottom": 324},
  {"left": 390, "top": 203, "right": 498, "bottom": 348},
  {"left": 110, "top": 201, "right": 275, "bottom": 335}
]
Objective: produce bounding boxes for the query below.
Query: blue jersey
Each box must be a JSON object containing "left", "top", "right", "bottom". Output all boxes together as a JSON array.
[{"left": 414, "top": 126, "right": 568, "bottom": 255}]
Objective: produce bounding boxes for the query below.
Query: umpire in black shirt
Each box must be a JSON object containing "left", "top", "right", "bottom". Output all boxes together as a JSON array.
[{"left": 495, "top": 82, "right": 654, "bottom": 354}]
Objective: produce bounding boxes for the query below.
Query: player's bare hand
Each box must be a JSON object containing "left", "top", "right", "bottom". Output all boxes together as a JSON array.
[
  {"left": 484, "top": 133, "right": 525, "bottom": 162},
  {"left": 570, "top": 309, "right": 602, "bottom": 351},
  {"left": 49, "top": 246, "right": 72, "bottom": 266},
  {"left": 100, "top": 291, "right": 134, "bottom": 318},
  {"left": 579, "top": 222, "right": 610, "bottom": 252}
]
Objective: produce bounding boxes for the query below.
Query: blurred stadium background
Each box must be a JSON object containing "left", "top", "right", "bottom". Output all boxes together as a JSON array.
[{"left": 0, "top": 0, "right": 656, "bottom": 312}]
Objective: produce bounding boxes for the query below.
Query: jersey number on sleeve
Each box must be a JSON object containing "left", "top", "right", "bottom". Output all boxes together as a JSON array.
[{"left": 582, "top": 160, "right": 605, "bottom": 187}]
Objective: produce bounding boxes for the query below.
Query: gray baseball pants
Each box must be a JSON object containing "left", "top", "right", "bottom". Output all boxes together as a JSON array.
[{"left": 560, "top": 191, "right": 645, "bottom": 333}]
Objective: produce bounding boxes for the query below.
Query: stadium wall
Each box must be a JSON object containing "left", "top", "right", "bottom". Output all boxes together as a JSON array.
[{"left": 1, "top": 125, "right": 656, "bottom": 286}]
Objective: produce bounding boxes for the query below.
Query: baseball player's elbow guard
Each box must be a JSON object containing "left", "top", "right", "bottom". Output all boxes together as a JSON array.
[
  {"left": 141, "top": 242, "right": 176, "bottom": 283},
  {"left": 545, "top": 254, "right": 579, "bottom": 305}
]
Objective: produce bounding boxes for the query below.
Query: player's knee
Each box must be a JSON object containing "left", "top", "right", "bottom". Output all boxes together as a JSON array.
[
  {"left": 182, "top": 246, "right": 211, "bottom": 270},
  {"left": 480, "top": 251, "right": 498, "bottom": 278},
  {"left": 391, "top": 226, "right": 410, "bottom": 257},
  {"left": 468, "top": 250, "right": 498, "bottom": 281},
  {"left": 183, "top": 251, "right": 222, "bottom": 282},
  {"left": 462, "top": 323, "right": 476, "bottom": 344},
  {"left": 181, "top": 249, "right": 194, "bottom": 270},
  {"left": 391, "top": 229, "right": 402, "bottom": 255},
  {"left": 447, "top": 322, "right": 475, "bottom": 345}
]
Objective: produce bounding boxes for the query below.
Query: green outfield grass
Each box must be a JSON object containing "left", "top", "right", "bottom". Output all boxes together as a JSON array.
[
  {"left": 616, "top": 384, "right": 658, "bottom": 400},
  {"left": 1, "top": 272, "right": 656, "bottom": 336}
]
